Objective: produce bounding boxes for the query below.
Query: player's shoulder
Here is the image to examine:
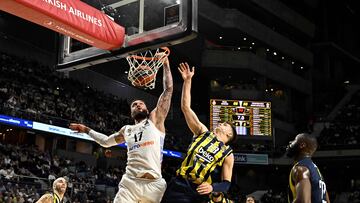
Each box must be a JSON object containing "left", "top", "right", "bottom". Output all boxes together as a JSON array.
[
  {"left": 37, "top": 193, "right": 53, "bottom": 202},
  {"left": 224, "top": 152, "right": 234, "bottom": 162},
  {"left": 42, "top": 193, "right": 53, "bottom": 198},
  {"left": 120, "top": 125, "right": 128, "bottom": 130},
  {"left": 292, "top": 165, "right": 310, "bottom": 180}
]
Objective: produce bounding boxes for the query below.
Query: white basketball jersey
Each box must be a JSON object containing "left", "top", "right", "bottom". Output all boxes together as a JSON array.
[{"left": 123, "top": 119, "right": 165, "bottom": 179}]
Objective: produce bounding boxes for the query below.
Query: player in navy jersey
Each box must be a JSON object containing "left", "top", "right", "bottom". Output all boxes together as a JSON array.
[{"left": 286, "top": 133, "right": 330, "bottom": 203}]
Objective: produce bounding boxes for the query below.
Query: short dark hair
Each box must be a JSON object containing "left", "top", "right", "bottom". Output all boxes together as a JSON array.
[
  {"left": 246, "top": 196, "right": 257, "bottom": 202},
  {"left": 130, "top": 99, "right": 146, "bottom": 106},
  {"left": 299, "top": 133, "right": 318, "bottom": 154},
  {"left": 226, "top": 122, "right": 237, "bottom": 145}
]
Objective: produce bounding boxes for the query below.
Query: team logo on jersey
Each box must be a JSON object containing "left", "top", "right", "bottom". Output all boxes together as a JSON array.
[
  {"left": 207, "top": 143, "right": 220, "bottom": 154},
  {"left": 196, "top": 147, "right": 215, "bottom": 163},
  {"left": 129, "top": 140, "right": 154, "bottom": 151}
]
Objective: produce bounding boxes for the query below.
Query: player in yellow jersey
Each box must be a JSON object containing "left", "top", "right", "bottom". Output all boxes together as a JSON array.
[
  {"left": 36, "top": 177, "right": 67, "bottom": 203},
  {"left": 161, "top": 63, "right": 236, "bottom": 203}
]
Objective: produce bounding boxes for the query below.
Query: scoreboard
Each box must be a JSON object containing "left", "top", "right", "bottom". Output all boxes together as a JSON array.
[{"left": 210, "top": 99, "right": 272, "bottom": 137}]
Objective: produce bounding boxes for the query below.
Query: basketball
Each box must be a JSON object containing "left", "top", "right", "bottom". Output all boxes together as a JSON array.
[{"left": 131, "top": 65, "right": 156, "bottom": 87}]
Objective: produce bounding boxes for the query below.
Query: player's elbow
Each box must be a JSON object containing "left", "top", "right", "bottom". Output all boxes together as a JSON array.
[
  {"left": 99, "top": 144, "right": 111, "bottom": 148},
  {"left": 181, "top": 104, "right": 191, "bottom": 112},
  {"left": 98, "top": 141, "right": 114, "bottom": 148},
  {"left": 165, "top": 85, "right": 173, "bottom": 93},
  {"left": 169, "top": 83, "right": 174, "bottom": 89}
]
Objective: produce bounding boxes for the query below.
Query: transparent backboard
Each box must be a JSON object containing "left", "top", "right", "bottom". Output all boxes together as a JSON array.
[{"left": 57, "top": 0, "right": 197, "bottom": 71}]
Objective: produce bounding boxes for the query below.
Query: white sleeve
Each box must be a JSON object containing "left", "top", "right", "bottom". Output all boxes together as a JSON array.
[{"left": 88, "top": 130, "right": 119, "bottom": 148}]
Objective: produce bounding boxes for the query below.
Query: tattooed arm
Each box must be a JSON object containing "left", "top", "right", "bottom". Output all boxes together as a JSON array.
[{"left": 150, "top": 57, "right": 173, "bottom": 133}]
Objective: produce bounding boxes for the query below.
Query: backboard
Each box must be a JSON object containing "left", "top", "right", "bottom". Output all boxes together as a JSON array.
[{"left": 57, "top": 0, "right": 197, "bottom": 71}]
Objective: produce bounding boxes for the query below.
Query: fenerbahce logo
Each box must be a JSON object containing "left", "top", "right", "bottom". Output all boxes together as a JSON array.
[{"left": 196, "top": 146, "right": 218, "bottom": 163}]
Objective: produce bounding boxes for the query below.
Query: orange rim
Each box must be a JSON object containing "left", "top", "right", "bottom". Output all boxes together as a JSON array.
[{"left": 128, "top": 47, "right": 170, "bottom": 61}]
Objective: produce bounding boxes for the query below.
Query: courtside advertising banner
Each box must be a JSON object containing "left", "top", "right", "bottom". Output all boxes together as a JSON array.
[
  {"left": 0, "top": 0, "right": 125, "bottom": 50},
  {"left": 0, "top": 114, "right": 184, "bottom": 158}
]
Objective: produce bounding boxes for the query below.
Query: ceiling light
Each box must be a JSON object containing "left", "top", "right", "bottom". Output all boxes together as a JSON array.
[
  {"left": 291, "top": 61, "right": 295, "bottom": 64},
  {"left": 251, "top": 42, "right": 255, "bottom": 45},
  {"left": 344, "top": 80, "right": 350, "bottom": 84},
  {"left": 273, "top": 52, "right": 277, "bottom": 56},
  {"left": 219, "top": 36, "right": 223, "bottom": 39},
  {"left": 237, "top": 47, "right": 241, "bottom": 50},
  {"left": 266, "top": 49, "right": 270, "bottom": 52},
  {"left": 243, "top": 37, "right": 247, "bottom": 40},
  {"left": 281, "top": 56, "right": 285, "bottom": 60}
]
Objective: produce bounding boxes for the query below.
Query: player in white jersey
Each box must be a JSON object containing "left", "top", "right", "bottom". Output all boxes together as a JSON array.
[{"left": 69, "top": 57, "right": 173, "bottom": 203}]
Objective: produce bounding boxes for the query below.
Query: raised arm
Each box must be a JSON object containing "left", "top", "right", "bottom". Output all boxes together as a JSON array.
[
  {"left": 292, "top": 166, "right": 312, "bottom": 203},
  {"left": 150, "top": 57, "right": 173, "bottom": 132},
  {"left": 178, "top": 63, "right": 207, "bottom": 135},
  {"left": 69, "top": 123, "right": 125, "bottom": 148}
]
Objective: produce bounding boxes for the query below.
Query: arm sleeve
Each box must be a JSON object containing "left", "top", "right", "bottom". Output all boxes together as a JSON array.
[
  {"left": 212, "top": 180, "right": 231, "bottom": 193},
  {"left": 88, "top": 130, "right": 119, "bottom": 148}
]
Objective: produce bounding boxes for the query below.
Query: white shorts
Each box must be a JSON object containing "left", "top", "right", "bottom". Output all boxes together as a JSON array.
[{"left": 114, "top": 174, "right": 167, "bottom": 203}]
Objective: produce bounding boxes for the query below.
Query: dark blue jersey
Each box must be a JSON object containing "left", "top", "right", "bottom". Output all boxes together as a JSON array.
[{"left": 288, "top": 157, "right": 327, "bottom": 203}]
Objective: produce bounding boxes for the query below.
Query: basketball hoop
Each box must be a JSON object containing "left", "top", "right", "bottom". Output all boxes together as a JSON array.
[{"left": 126, "top": 47, "right": 170, "bottom": 89}]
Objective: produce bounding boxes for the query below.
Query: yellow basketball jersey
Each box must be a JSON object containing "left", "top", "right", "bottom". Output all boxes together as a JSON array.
[
  {"left": 52, "top": 193, "right": 63, "bottom": 203},
  {"left": 176, "top": 131, "right": 233, "bottom": 184}
]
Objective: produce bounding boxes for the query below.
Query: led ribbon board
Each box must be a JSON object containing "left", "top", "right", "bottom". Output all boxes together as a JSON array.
[{"left": 0, "top": 114, "right": 183, "bottom": 158}]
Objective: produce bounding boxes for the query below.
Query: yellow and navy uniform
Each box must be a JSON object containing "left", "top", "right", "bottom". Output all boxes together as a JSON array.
[
  {"left": 209, "top": 193, "right": 231, "bottom": 203},
  {"left": 176, "top": 131, "right": 233, "bottom": 184},
  {"left": 288, "top": 157, "right": 327, "bottom": 203},
  {"left": 52, "top": 193, "right": 63, "bottom": 203}
]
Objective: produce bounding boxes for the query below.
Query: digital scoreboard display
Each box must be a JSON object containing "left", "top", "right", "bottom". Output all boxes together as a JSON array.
[{"left": 210, "top": 99, "right": 272, "bottom": 137}]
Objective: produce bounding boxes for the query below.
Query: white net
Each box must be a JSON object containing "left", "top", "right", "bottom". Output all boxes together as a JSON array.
[{"left": 126, "top": 47, "right": 170, "bottom": 89}]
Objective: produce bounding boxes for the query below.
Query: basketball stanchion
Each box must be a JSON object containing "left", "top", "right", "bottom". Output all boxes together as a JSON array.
[{"left": 126, "top": 47, "right": 170, "bottom": 89}]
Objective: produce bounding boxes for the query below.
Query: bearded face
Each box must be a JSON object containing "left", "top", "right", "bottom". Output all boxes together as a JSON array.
[
  {"left": 286, "top": 141, "right": 301, "bottom": 158},
  {"left": 55, "top": 183, "right": 66, "bottom": 193},
  {"left": 132, "top": 110, "right": 149, "bottom": 120},
  {"left": 130, "top": 100, "right": 149, "bottom": 121},
  {"left": 53, "top": 178, "right": 67, "bottom": 194}
]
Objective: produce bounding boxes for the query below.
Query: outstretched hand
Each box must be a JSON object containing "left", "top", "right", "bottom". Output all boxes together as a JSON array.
[
  {"left": 196, "top": 182, "right": 213, "bottom": 195},
  {"left": 178, "top": 62, "right": 194, "bottom": 81},
  {"left": 69, "top": 123, "right": 90, "bottom": 133}
]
